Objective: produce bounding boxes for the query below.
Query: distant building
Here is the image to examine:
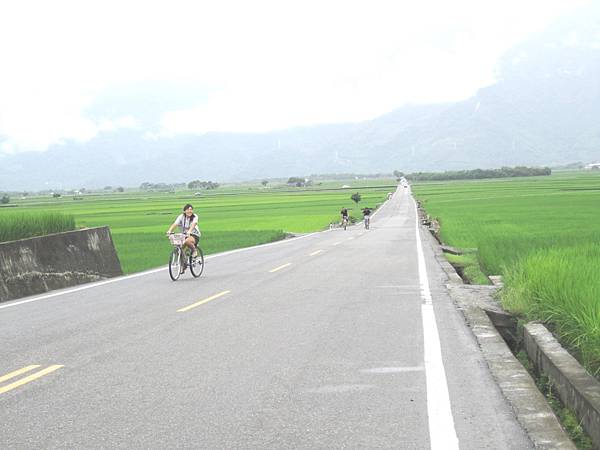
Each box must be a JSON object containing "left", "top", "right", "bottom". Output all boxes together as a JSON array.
[{"left": 585, "top": 163, "right": 600, "bottom": 170}]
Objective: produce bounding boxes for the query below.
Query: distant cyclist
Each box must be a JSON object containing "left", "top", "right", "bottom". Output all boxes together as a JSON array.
[
  {"left": 362, "top": 207, "right": 372, "bottom": 229},
  {"left": 340, "top": 207, "right": 349, "bottom": 229},
  {"left": 166, "top": 203, "right": 201, "bottom": 257}
]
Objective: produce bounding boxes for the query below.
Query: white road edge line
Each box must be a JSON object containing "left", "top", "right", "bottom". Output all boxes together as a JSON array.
[{"left": 414, "top": 197, "right": 459, "bottom": 450}]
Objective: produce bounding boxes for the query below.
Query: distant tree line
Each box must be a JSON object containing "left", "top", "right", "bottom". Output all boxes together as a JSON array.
[
  {"left": 309, "top": 172, "right": 391, "bottom": 180},
  {"left": 404, "top": 166, "right": 551, "bottom": 181},
  {"left": 139, "top": 182, "right": 187, "bottom": 191},
  {"left": 287, "top": 177, "right": 312, "bottom": 187},
  {"left": 103, "top": 186, "right": 125, "bottom": 192},
  {"left": 187, "top": 180, "right": 220, "bottom": 190},
  {"left": 139, "top": 181, "right": 220, "bottom": 191}
]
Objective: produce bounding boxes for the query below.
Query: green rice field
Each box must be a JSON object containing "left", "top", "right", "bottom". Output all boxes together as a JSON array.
[
  {"left": 0, "top": 212, "right": 75, "bottom": 242},
  {"left": 412, "top": 170, "right": 600, "bottom": 375},
  {"left": 0, "top": 180, "right": 394, "bottom": 274}
]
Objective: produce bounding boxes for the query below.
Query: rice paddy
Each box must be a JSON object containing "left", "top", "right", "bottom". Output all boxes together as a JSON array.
[
  {"left": 0, "top": 180, "right": 393, "bottom": 274},
  {"left": 412, "top": 170, "right": 600, "bottom": 375},
  {"left": 0, "top": 212, "right": 75, "bottom": 242}
]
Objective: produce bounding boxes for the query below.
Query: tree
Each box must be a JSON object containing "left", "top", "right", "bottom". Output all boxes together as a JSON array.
[
  {"left": 393, "top": 170, "right": 404, "bottom": 178},
  {"left": 1, "top": 194, "right": 9, "bottom": 204},
  {"left": 351, "top": 192, "right": 361, "bottom": 205},
  {"left": 188, "top": 180, "right": 220, "bottom": 190},
  {"left": 52, "top": 193, "right": 61, "bottom": 198},
  {"left": 261, "top": 180, "right": 269, "bottom": 187},
  {"left": 116, "top": 186, "right": 124, "bottom": 192},
  {"left": 188, "top": 180, "right": 201, "bottom": 189},
  {"left": 287, "top": 176, "right": 304, "bottom": 186}
]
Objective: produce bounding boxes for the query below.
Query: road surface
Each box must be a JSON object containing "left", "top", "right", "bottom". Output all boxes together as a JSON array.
[{"left": 0, "top": 187, "right": 532, "bottom": 449}]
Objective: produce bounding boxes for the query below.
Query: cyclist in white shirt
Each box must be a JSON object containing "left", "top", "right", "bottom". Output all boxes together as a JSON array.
[{"left": 166, "top": 203, "right": 201, "bottom": 257}]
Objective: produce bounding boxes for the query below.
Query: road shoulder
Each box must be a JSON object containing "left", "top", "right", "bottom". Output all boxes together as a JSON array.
[{"left": 426, "top": 228, "right": 576, "bottom": 450}]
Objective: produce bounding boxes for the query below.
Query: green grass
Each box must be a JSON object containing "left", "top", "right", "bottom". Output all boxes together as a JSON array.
[
  {"left": 412, "top": 170, "right": 600, "bottom": 375},
  {"left": 444, "top": 250, "right": 490, "bottom": 285},
  {"left": 1, "top": 180, "right": 393, "bottom": 274},
  {"left": 502, "top": 245, "right": 600, "bottom": 372},
  {"left": 0, "top": 212, "right": 75, "bottom": 242}
]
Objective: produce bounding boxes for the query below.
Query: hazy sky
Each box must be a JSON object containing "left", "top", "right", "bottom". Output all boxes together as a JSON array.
[{"left": 0, "top": 0, "right": 590, "bottom": 154}]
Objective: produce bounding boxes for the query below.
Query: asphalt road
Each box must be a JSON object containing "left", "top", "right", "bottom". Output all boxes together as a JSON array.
[{"left": 0, "top": 187, "right": 533, "bottom": 449}]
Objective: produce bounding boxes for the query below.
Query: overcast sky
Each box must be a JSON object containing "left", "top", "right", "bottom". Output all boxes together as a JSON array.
[{"left": 0, "top": 0, "right": 590, "bottom": 154}]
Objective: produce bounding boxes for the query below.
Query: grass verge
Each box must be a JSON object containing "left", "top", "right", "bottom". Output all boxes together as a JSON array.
[{"left": 444, "top": 250, "right": 491, "bottom": 285}]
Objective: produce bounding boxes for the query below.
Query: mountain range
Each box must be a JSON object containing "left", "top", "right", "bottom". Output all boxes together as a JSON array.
[{"left": 1, "top": 5, "right": 599, "bottom": 191}]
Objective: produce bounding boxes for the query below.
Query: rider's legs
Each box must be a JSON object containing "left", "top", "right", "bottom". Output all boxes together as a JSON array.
[{"left": 184, "top": 236, "right": 198, "bottom": 257}]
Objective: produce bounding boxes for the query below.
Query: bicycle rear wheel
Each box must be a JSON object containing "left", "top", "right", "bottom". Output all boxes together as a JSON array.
[
  {"left": 169, "top": 248, "right": 182, "bottom": 281},
  {"left": 190, "top": 247, "right": 205, "bottom": 278}
]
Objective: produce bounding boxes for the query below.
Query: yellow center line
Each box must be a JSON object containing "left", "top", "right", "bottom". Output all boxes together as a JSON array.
[
  {"left": 0, "top": 365, "right": 41, "bottom": 384},
  {"left": 0, "top": 365, "right": 63, "bottom": 395},
  {"left": 269, "top": 263, "right": 292, "bottom": 273},
  {"left": 177, "top": 290, "right": 231, "bottom": 313},
  {"left": 309, "top": 250, "right": 323, "bottom": 256}
]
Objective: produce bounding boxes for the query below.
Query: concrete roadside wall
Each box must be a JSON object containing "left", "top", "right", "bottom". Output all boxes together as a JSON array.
[
  {"left": 0, "top": 227, "right": 122, "bottom": 302},
  {"left": 524, "top": 323, "right": 600, "bottom": 450}
]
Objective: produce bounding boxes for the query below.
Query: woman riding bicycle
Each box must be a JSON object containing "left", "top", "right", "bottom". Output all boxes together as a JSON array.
[{"left": 166, "top": 204, "right": 201, "bottom": 257}]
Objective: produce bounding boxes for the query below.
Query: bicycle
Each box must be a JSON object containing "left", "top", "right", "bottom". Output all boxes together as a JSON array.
[
  {"left": 364, "top": 216, "right": 370, "bottom": 229},
  {"left": 167, "top": 233, "right": 204, "bottom": 281},
  {"left": 341, "top": 216, "right": 349, "bottom": 230}
]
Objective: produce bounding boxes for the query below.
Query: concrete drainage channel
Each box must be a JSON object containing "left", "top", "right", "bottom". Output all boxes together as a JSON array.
[
  {"left": 425, "top": 227, "right": 600, "bottom": 449},
  {"left": 523, "top": 324, "right": 600, "bottom": 448}
]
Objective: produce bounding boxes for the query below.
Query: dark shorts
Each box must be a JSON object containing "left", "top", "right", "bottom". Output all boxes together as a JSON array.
[{"left": 190, "top": 234, "right": 200, "bottom": 246}]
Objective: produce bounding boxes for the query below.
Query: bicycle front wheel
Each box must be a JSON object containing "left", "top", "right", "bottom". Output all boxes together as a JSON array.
[
  {"left": 169, "top": 248, "right": 182, "bottom": 281},
  {"left": 190, "top": 247, "right": 205, "bottom": 278}
]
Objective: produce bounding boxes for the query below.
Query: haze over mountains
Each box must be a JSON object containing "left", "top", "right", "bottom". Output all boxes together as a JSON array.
[{"left": 1, "top": 5, "right": 599, "bottom": 191}]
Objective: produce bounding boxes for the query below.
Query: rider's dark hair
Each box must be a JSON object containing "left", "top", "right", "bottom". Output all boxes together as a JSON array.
[{"left": 183, "top": 203, "right": 193, "bottom": 211}]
